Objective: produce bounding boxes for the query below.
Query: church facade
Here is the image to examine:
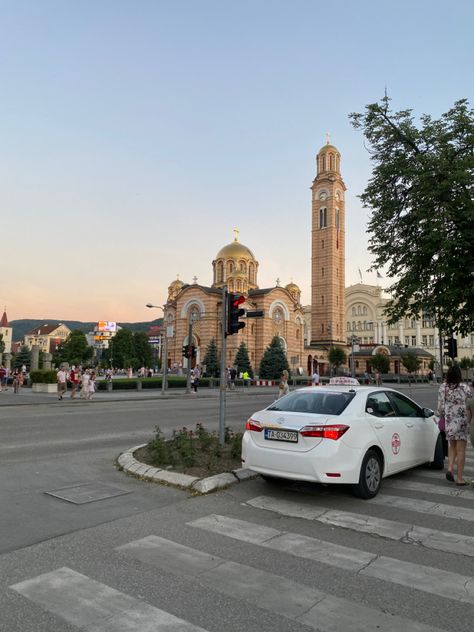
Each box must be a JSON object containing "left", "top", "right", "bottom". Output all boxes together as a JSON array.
[{"left": 163, "top": 232, "right": 305, "bottom": 374}]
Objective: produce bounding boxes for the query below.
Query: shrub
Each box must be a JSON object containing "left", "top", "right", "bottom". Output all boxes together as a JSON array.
[{"left": 29, "top": 369, "right": 57, "bottom": 384}]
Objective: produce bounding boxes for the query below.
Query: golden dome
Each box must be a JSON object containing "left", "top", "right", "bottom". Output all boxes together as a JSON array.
[
  {"left": 285, "top": 282, "right": 300, "bottom": 292},
  {"left": 168, "top": 277, "right": 184, "bottom": 290},
  {"left": 215, "top": 239, "right": 255, "bottom": 261},
  {"left": 318, "top": 143, "right": 339, "bottom": 155}
]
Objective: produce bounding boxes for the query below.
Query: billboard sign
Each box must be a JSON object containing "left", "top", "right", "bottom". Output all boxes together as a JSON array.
[{"left": 97, "top": 321, "right": 117, "bottom": 332}]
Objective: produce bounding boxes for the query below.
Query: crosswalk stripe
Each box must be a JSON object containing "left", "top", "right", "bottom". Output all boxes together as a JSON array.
[
  {"left": 384, "top": 478, "right": 474, "bottom": 499},
  {"left": 118, "top": 534, "right": 444, "bottom": 632},
  {"left": 412, "top": 469, "right": 473, "bottom": 481},
  {"left": 189, "top": 514, "right": 474, "bottom": 605},
  {"left": 245, "top": 495, "right": 474, "bottom": 557},
  {"left": 370, "top": 493, "right": 474, "bottom": 521},
  {"left": 10, "top": 566, "right": 209, "bottom": 631}
]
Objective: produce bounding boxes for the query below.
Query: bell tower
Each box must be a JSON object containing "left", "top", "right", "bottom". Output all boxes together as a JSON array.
[{"left": 310, "top": 137, "right": 346, "bottom": 346}]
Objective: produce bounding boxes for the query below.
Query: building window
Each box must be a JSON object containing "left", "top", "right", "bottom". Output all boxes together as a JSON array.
[
  {"left": 321, "top": 239, "right": 324, "bottom": 249},
  {"left": 329, "top": 154, "right": 334, "bottom": 171},
  {"left": 321, "top": 324, "right": 324, "bottom": 333},
  {"left": 405, "top": 336, "right": 410, "bottom": 346},
  {"left": 429, "top": 335, "right": 435, "bottom": 346},
  {"left": 411, "top": 336, "right": 416, "bottom": 346},
  {"left": 352, "top": 307, "right": 356, "bottom": 316},
  {"left": 422, "top": 335, "right": 427, "bottom": 346},
  {"left": 321, "top": 296, "right": 324, "bottom": 305},
  {"left": 249, "top": 262, "right": 255, "bottom": 283},
  {"left": 319, "top": 207, "right": 327, "bottom": 228},
  {"left": 347, "top": 322, "right": 351, "bottom": 331},
  {"left": 322, "top": 267, "right": 324, "bottom": 277},
  {"left": 363, "top": 306, "right": 367, "bottom": 315}
]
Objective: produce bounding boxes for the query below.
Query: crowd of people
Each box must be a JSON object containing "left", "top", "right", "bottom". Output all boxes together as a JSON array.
[
  {"left": 56, "top": 366, "right": 97, "bottom": 401},
  {"left": 0, "top": 363, "right": 28, "bottom": 394}
]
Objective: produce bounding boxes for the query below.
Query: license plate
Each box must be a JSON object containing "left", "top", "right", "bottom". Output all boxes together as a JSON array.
[{"left": 264, "top": 428, "right": 298, "bottom": 443}]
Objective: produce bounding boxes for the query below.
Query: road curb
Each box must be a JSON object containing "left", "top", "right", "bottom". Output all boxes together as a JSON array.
[{"left": 117, "top": 444, "right": 258, "bottom": 494}]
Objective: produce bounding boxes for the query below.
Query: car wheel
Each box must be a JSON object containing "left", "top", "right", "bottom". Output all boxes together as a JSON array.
[
  {"left": 351, "top": 450, "right": 382, "bottom": 499},
  {"left": 430, "top": 434, "right": 445, "bottom": 470}
]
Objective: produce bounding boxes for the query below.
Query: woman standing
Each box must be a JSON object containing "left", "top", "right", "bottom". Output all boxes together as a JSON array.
[{"left": 438, "top": 365, "right": 471, "bottom": 485}]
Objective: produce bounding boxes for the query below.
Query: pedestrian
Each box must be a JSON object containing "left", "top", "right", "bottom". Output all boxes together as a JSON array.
[
  {"left": 87, "top": 371, "right": 96, "bottom": 400},
  {"left": 278, "top": 370, "right": 290, "bottom": 398},
  {"left": 311, "top": 369, "right": 320, "bottom": 386},
  {"left": 69, "top": 366, "right": 79, "bottom": 399},
  {"left": 81, "top": 369, "right": 90, "bottom": 399},
  {"left": 438, "top": 365, "right": 471, "bottom": 485},
  {"left": 243, "top": 370, "right": 250, "bottom": 387},
  {"left": 465, "top": 380, "right": 474, "bottom": 452},
  {"left": 12, "top": 368, "right": 20, "bottom": 394},
  {"left": 230, "top": 367, "right": 237, "bottom": 389},
  {"left": 57, "top": 366, "right": 68, "bottom": 400},
  {"left": 0, "top": 363, "right": 6, "bottom": 392},
  {"left": 375, "top": 371, "right": 382, "bottom": 386},
  {"left": 190, "top": 369, "right": 197, "bottom": 393}
]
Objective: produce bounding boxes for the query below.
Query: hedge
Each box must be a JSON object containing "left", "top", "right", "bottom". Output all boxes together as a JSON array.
[{"left": 30, "top": 369, "right": 58, "bottom": 384}]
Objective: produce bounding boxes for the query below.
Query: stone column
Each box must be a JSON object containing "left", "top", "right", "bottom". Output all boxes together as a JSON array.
[
  {"left": 416, "top": 321, "right": 422, "bottom": 347},
  {"left": 30, "top": 345, "right": 40, "bottom": 371},
  {"left": 43, "top": 353, "right": 52, "bottom": 370},
  {"left": 398, "top": 321, "right": 404, "bottom": 346},
  {"left": 4, "top": 353, "right": 12, "bottom": 369},
  {"left": 382, "top": 323, "right": 388, "bottom": 345}
]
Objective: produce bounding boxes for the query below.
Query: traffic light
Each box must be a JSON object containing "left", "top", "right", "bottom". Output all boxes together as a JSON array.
[
  {"left": 444, "top": 337, "right": 457, "bottom": 360},
  {"left": 191, "top": 345, "right": 197, "bottom": 358},
  {"left": 227, "top": 293, "right": 246, "bottom": 336},
  {"left": 182, "top": 345, "right": 189, "bottom": 358}
]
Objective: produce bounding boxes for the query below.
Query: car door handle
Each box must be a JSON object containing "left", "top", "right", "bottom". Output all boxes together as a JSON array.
[
  {"left": 405, "top": 423, "right": 414, "bottom": 428},
  {"left": 374, "top": 423, "right": 384, "bottom": 429}
]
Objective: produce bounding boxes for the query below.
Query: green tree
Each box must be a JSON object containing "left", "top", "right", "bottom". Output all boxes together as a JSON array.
[
  {"left": 370, "top": 352, "right": 390, "bottom": 374},
  {"left": 400, "top": 352, "right": 422, "bottom": 375},
  {"left": 258, "top": 336, "right": 290, "bottom": 380},
  {"left": 234, "top": 342, "right": 254, "bottom": 378},
  {"left": 350, "top": 97, "right": 474, "bottom": 336},
  {"left": 55, "top": 329, "right": 93, "bottom": 366},
  {"left": 133, "top": 331, "right": 153, "bottom": 367},
  {"left": 0, "top": 333, "right": 4, "bottom": 355},
  {"left": 459, "top": 356, "right": 474, "bottom": 370},
  {"left": 202, "top": 338, "right": 220, "bottom": 377},
  {"left": 13, "top": 345, "right": 31, "bottom": 369},
  {"left": 109, "top": 328, "right": 136, "bottom": 369},
  {"left": 328, "top": 347, "right": 347, "bottom": 373}
]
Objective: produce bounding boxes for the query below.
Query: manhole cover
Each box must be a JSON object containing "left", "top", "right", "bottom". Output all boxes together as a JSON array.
[{"left": 44, "top": 482, "right": 132, "bottom": 505}]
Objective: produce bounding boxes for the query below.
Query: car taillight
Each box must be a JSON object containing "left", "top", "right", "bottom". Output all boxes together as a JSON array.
[
  {"left": 300, "top": 424, "right": 349, "bottom": 440},
  {"left": 246, "top": 419, "right": 263, "bottom": 432}
]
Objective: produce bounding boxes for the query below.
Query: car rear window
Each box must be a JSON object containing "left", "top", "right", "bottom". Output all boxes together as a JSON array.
[{"left": 267, "top": 391, "right": 355, "bottom": 415}]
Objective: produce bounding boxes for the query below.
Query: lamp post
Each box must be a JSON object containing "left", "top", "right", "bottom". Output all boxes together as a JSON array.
[
  {"left": 394, "top": 342, "right": 402, "bottom": 383},
  {"left": 146, "top": 303, "right": 168, "bottom": 395},
  {"left": 348, "top": 335, "right": 359, "bottom": 378}
]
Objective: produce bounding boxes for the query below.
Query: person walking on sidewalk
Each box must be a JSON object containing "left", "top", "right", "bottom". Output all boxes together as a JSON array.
[
  {"left": 86, "top": 371, "right": 96, "bottom": 400},
  {"left": 81, "top": 369, "right": 90, "bottom": 399},
  {"left": 438, "top": 365, "right": 471, "bottom": 486},
  {"left": 12, "top": 368, "right": 21, "bottom": 394},
  {"left": 57, "top": 367, "right": 68, "bottom": 400},
  {"left": 0, "top": 364, "right": 6, "bottom": 392},
  {"left": 69, "top": 366, "right": 79, "bottom": 399}
]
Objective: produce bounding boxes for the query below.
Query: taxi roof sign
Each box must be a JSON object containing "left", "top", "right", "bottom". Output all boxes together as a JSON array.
[{"left": 329, "top": 377, "right": 360, "bottom": 386}]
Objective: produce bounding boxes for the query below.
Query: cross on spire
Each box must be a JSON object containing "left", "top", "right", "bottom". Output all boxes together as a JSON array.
[
  {"left": 326, "top": 131, "right": 331, "bottom": 145},
  {"left": 192, "top": 276, "right": 198, "bottom": 284},
  {"left": 233, "top": 226, "right": 239, "bottom": 242}
]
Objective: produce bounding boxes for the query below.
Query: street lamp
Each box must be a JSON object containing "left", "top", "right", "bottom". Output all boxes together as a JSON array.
[
  {"left": 146, "top": 303, "right": 168, "bottom": 395},
  {"left": 348, "top": 335, "right": 359, "bottom": 378},
  {"left": 393, "top": 342, "right": 403, "bottom": 383}
]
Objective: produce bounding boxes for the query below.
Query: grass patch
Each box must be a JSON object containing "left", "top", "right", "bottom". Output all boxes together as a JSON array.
[{"left": 136, "top": 423, "right": 243, "bottom": 478}]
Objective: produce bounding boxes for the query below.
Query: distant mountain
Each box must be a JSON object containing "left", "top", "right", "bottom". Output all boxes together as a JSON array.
[{"left": 10, "top": 318, "right": 163, "bottom": 342}]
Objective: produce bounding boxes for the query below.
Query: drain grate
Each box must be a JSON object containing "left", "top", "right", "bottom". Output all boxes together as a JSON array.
[{"left": 44, "top": 482, "right": 132, "bottom": 505}]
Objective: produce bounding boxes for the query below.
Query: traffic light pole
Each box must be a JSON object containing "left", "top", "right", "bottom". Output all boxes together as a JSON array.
[
  {"left": 219, "top": 287, "right": 227, "bottom": 446},
  {"left": 185, "top": 321, "right": 193, "bottom": 394}
]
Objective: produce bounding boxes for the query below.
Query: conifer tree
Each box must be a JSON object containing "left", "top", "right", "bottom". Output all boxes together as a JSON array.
[
  {"left": 258, "top": 336, "right": 290, "bottom": 380},
  {"left": 202, "top": 338, "right": 220, "bottom": 377},
  {"left": 234, "top": 342, "right": 253, "bottom": 378},
  {"left": 13, "top": 345, "right": 31, "bottom": 369}
]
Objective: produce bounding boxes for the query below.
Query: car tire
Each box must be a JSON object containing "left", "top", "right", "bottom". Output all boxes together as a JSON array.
[
  {"left": 430, "top": 434, "right": 445, "bottom": 470},
  {"left": 351, "top": 450, "right": 382, "bottom": 499}
]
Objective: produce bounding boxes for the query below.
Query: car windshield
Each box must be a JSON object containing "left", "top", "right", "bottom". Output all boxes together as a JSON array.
[{"left": 267, "top": 390, "right": 355, "bottom": 415}]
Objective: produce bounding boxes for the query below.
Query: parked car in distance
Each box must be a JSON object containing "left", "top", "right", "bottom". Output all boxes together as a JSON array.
[{"left": 242, "top": 378, "right": 443, "bottom": 498}]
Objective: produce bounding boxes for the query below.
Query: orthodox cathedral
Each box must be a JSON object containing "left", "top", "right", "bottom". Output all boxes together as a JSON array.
[
  {"left": 163, "top": 137, "right": 342, "bottom": 374},
  {"left": 163, "top": 230, "right": 305, "bottom": 373}
]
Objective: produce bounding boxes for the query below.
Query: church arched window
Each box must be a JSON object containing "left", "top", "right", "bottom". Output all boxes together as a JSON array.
[
  {"left": 319, "top": 207, "right": 327, "bottom": 228},
  {"left": 240, "top": 261, "right": 246, "bottom": 273},
  {"left": 249, "top": 262, "right": 254, "bottom": 283},
  {"left": 329, "top": 153, "right": 334, "bottom": 171},
  {"left": 363, "top": 306, "right": 367, "bottom": 315},
  {"left": 217, "top": 261, "right": 223, "bottom": 283},
  {"left": 352, "top": 320, "right": 356, "bottom": 330},
  {"left": 352, "top": 307, "right": 356, "bottom": 316},
  {"left": 347, "top": 322, "right": 351, "bottom": 331},
  {"left": 357, "top": 305, "right": 362, "bottom": 315},
  {"left": 236, "top": 280, "right": 241, "bottom": 292},
  {"left": 321, "top": 156, "right": 326, "bottom": 172}
]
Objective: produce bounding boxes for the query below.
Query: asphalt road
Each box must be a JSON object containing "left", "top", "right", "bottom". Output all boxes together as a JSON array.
[{"left": 2, "top": 384, "right": 474, "bottom": 632}]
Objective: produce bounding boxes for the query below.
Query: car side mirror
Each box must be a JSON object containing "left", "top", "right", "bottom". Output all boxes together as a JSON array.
[{"left": 423, "top": 407, "right": 434, "bottom": 418}]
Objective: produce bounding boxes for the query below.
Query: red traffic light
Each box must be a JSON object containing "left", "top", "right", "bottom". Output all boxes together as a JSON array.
[{"left": 232, "top": 295, "right": 245, "bottom": 308}]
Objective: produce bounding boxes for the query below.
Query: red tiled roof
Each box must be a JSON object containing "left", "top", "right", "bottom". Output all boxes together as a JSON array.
[{"left": 0, "top": 311, "right": 9, "bottom": 327}]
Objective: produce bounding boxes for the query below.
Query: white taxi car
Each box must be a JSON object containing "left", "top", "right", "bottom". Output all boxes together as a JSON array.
[{"left": 242, "top": 378, "right": 443, "bottom": 498}]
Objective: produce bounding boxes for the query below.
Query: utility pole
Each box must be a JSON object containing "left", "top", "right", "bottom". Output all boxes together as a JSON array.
[{"left": 218, "top": 286, "right": 227, "bottom": 446}]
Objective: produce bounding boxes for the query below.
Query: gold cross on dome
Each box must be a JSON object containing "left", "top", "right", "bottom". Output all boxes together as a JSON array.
[
  {"left": 326, "top": 131, "right": 331, "bottom": 145},
  {"left": 233, "top": 227, "right": 239, "bottom": 242}
]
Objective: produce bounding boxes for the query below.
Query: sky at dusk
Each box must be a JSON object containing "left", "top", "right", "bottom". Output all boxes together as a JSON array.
[{"left": 1, "top": 0, "right": 473, "bottom": 322}]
